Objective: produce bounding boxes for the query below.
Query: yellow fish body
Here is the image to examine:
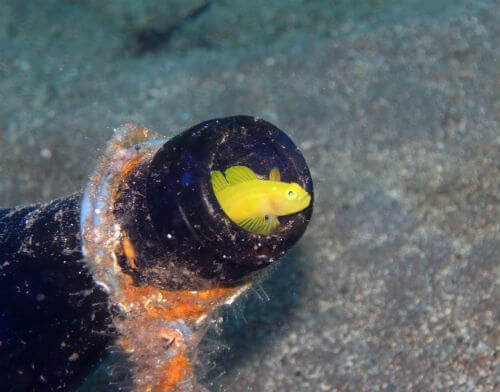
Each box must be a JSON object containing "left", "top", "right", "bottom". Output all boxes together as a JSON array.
[{"left": 211, "top": 165, "right": 311, "bottom": 234}]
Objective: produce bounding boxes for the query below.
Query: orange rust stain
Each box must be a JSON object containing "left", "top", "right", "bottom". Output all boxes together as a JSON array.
[
  {"left": 145, "top": 304, "right": 204, "bottom": 319},
  {"left": 122, "top": 237, "right": 137, "bottom": 269},
  {"left": 196, "top": 287, "right": 234, "bottom": 300},
  {"left": 120, "top": 275, "right": 236, "bottom": 320},
  {"left": 121, "top": 154, "right": 144, "bottom": 175},
  {"left": 156, "top": 352, "right": 191, "bottom": 391}
]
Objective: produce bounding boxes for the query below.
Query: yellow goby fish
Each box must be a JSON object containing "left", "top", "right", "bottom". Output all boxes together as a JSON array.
[{"left": 211, "top": 165, "right": 311, "bottom": 234}]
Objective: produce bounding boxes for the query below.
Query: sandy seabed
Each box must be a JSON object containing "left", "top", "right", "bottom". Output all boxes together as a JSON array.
[{"left": 0, "top": 0, "right": 498, "bottom": 391}]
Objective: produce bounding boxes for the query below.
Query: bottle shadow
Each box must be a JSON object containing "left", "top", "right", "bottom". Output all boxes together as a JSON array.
[{"left": 198, "top": 245, "right": 308, "bottom": 390}]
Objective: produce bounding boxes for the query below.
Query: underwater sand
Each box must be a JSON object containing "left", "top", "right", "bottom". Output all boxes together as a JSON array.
[{"left": 0, "top": 0, "right": 498, "bottom": 391}]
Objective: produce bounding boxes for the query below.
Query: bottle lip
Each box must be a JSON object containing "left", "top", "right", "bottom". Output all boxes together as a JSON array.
[
  {"left": 203, "top": 115, "right": 313, "bottom": 243},
  {"left": 146, "top": 115, "right": 313, "bottom": 284}
]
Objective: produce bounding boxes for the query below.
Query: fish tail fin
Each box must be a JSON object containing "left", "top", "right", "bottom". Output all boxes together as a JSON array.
[{"left": 211, "top": 170, "right": 229, "bottom": 195}]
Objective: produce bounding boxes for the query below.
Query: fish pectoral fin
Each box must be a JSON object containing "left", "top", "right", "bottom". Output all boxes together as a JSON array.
[
  {"left": 211, "top": 170, "right": 229, "bottom": 195},
  {"left": 224, "top": 165, "right": 257, "bottom": 185},
  {"left": 269, "top": 167, "right": 281, "bottom": 182},
  {"left": 238, "top": 216, "right": 280, "bottom": 234},
  {"left": 264, "top": 215, "right": 280, "bottom": 232}
]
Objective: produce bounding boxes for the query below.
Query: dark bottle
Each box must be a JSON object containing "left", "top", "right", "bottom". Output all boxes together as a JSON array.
[
  {"left": 0, "top": 195, "right": 111, "bottom": 391},
  {"left": 0, "top": 116, "right": 313, "bottom": 391}
]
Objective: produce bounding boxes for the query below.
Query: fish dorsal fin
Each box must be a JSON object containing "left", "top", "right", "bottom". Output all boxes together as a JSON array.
[
  {"left": 269, "top": 167, "right": 280, "bottom": 182},
  {"left": 224, "top": 165, "right": 257, "bottom": 185},
  {"left": 211, "top": 170, "right": 229, "bottom": 195},
  {"left": 238, "top": 216, "right": 280, "bottom": 234}
]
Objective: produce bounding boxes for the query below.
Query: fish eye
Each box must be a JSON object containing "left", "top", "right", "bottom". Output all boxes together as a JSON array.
[{"left": 287, "top": 190, "right": 296, "bottom": 199}]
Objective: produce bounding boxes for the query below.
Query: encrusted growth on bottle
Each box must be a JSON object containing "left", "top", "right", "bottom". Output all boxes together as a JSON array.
[{"left": 80, "top": 124, "right": 252, "bottom": 391}]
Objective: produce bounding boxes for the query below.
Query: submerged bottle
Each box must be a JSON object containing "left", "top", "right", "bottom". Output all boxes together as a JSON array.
[{"left": 0, "top": 116, "right": 313, "bottom": 391}]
